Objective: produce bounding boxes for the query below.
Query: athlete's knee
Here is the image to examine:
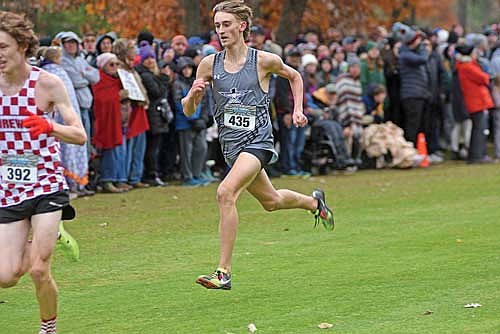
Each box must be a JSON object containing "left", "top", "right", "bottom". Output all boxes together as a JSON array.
[
  {"left": 29, "top": 258, "right": 51, "bottom": 284},
  {"left": 216, "top": 184, "right": 237, "bottom": 207}
]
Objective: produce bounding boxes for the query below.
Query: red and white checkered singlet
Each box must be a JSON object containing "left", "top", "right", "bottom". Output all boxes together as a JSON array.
[{"left": 0, "top": 66, "right": 67, "bottom": 207}]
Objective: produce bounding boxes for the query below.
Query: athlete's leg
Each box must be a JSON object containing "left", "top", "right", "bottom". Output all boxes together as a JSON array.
[
  {"left": 247, "top": 168, "right": 317, "bottom": 212},
  {"left": 216, "top": 153, "right": 262, "bottom": 272},
  {"left": 29, "top": 211, "right": 60, "bottom": 320},
  {"left": 0, "top": 219, "right": 31, "bottom": 288}
]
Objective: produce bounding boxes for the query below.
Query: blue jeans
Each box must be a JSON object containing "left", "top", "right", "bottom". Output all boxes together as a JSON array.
[
  {"left": 126, "top": 132, "right": 146, "bottom": 184},
  {"left": 80, "top": 107, "right": 91, "bottom": 156},
  {"left": 100, "top": 138, "right": 127, "bottom": 183},
  {"left": 286, "top": 125, "right": 306, "bottom": 172}
]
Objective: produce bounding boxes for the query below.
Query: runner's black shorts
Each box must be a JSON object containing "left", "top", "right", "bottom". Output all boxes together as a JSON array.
[
  {"left": 242, "top": 148, "right": 274, "bottom": 169},
  {"left": 0, "top": 191, "right": 74, "bottom": 224}
]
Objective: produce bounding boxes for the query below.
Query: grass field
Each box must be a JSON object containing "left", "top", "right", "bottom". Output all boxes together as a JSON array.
[{"left": 1, "top": 162, "right": 499, "bottom": 333}]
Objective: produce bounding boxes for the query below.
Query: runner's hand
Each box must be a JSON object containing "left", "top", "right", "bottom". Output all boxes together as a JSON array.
[
  {"left": 22, "top": 113, "right": 54, "bottom": 138},
  {"left": 190, "top": 79, "right": 210, "bottom": 104},
  {"left": 293, "top": 110, "right": 308, "bottom": 127}
]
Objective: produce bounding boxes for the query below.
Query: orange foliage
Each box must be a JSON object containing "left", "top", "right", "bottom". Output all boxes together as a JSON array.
[
  {"left": 32, "top": 0, "right": 457, "bottom": 40},
  {"left": 84, "top": 0, "right": 183, "bottom": 39},
  {"left": 257, "top": 0, "right": 456, "bottom": 36}
]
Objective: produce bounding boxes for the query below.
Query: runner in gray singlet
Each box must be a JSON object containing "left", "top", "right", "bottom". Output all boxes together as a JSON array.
[
  {"left": 182, "top": 1, "right": 335, "bottom": 291},
  {"left": 212, "top": 47, "right": 277, "bottom": 166}
]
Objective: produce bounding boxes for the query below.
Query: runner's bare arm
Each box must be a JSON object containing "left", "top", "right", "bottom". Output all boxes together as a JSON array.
[
  {"left": 260, "top": 52, "right": 307, "bottom": 127},
  {"left": 40, "top": 72, "right": 87, "bottom": 145},
  {"left": 181, "top": 54, "right": 214, "bottom": 117}
]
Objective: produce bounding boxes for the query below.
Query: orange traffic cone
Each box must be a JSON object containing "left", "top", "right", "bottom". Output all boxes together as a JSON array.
[{"left": 417, "top": 132, "right": 429, "bottom": 167}]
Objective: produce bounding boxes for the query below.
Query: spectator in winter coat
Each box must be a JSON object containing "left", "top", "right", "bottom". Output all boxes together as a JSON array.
[
  {"left": 423, "top": 37, "right": 447, "bottom": 163},
  {"left": 455, "top": 45, "right": 494, "bottom": 163},
  {"left": 398, "top": 27, "right": 431, "bottom": 145},
  {"left": 60, "top": 31, "right": 100, "bottom": 156},
  {"left": 172, "top": 56, "right": 209, "bottom": 186},
  {"left": 135, "top": 42, "right": 171, "bottom": 186},
  {"left": 381, "top": 38, "right": 403, "bottom": 127},
  {"left": 92, "top": 53, "right": 129, "bottom": 193}
]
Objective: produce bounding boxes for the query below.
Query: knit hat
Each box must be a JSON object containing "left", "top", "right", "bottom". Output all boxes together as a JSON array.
[
  {"left": 188, "top": 36, "right": 205, "bottom": 47},
  {"left": 96, "top": 52, "right": 117, "bottom": 68},
  {"left": 137, "top": 30, "right": 154, "bottom": 46},
  {"left": 286, "top": 46, "right": 301, "bottom": 57},
  {"left": 139, "top": 41, "right": 155, "bottom": 62},
  {"left": 347, "top": 56, "right": 361, "bottom": 67},
  {"left": 172, "top": 35, "right": 188, "bottom": 47},
  {"left": 202, "top": 44, "right": 217, "bottom": 57},
  {"left": 301, "top": 53, "right": 318, "bottom": 68},
  {"left": 250, "top": 25, "right": 265, "bottom": 35},
  {"left": 455, "top": 44, "right": 474, "bottom": 56},
  {"left": 365, "top": 41, "right": 378, "bottom": 52},
  {"left": 392, "top": 22, "right": 419, "bottom": 45}
]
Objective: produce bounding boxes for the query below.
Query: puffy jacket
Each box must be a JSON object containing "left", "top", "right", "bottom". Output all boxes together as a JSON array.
[
  {"left": 135, "top": 64, "right": 171, "bottom": 135},
  {"left": 456, "top": 58, "right": 494, "bottom": 114},
  {"left": 398, "top": 45, "right": 431, "bottom": 101}
]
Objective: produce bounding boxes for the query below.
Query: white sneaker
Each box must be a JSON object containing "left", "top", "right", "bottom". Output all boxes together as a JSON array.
[
  {"left": 412, "top": 154, "right": 426, "bottom": 167},
  {"left": 428, "top": 153, "right": 444, "bottom": 164}
]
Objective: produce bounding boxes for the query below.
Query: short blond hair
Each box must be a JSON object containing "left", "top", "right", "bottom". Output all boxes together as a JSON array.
[
  {"left": 0, "top": 11, "right": 38, "bottom": 58},
  {"left": 213, "top": 1, "right": 253, "bottom": 40},
  {"left": 37, "top": 46, "right": 62, "bottom": 64}
]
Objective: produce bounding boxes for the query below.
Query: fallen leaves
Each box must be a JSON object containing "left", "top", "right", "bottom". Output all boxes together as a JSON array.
[
  {"left": 248, "top": 323, "right": 257, "bottom": 332},
  {"left": 464, "top": 303, "right": 482, "bottom": 308}
]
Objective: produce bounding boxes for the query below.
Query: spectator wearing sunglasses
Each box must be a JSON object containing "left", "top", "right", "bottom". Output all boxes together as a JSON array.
[{"left": 92, "top": 53, "right": 130, "bottom": 193}]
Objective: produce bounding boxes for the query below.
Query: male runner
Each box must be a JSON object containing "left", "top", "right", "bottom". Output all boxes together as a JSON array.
[
  {"left": 182, "top": 1, "right": 335, "bottom": 290},
  {"left": 0, "top": 11, "right": 86, "bottom": 333}
]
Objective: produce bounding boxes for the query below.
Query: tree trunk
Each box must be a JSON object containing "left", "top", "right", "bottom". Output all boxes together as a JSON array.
[
  {"left": 457, "top": 0, "right": 468, "bottom": 31},
  {"left": 275, "top": 0, "right": 308, "bottom": 45},
  {"left": 181, "top": 0, "right": 203, "bottom": 37}
]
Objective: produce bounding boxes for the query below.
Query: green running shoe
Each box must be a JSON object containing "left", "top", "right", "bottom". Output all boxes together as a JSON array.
[
  {"left": 311, "top": 189, "right": 335, "bottom": 230},
  {"left": 57, "top": 221, "right": 80, "bottom": 261},
  {"left": 196, "top": 268, "right": 231, "bottom": 290}
]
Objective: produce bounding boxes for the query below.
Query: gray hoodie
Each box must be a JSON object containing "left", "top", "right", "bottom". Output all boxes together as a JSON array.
[{"left": 61, "top": 47, "right": 100, "bottom": 109}]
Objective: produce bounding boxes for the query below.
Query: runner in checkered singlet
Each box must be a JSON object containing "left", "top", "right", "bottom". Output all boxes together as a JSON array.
[{"left": 0, "top": 11, "right": 86, "bottom": 334}]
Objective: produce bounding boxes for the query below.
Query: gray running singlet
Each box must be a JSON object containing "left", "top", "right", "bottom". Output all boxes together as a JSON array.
[{"left": 211, "top": 47, "right": 278, "bottom": 166}]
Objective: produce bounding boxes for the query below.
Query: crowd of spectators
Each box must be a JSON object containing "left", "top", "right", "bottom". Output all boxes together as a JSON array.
[{"left": 33, "top": 20, "right": 500, "bottom": 197}]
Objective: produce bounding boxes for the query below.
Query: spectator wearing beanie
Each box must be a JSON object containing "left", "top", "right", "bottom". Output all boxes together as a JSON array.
[
  {"left": 92, "top": 52, "right": 130, "bottom": 193},
  {"left": 301, "top": 53, "right": 319, "bottom": 95},
  {"left": 135, "top": 42, "right": 171, "bottom": 186},
  {"left": 397, "top": 25, "right": 431, "bottom": 145},
  {"left": 134, "top": 30, "right": 155, "bottom": 66}
]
